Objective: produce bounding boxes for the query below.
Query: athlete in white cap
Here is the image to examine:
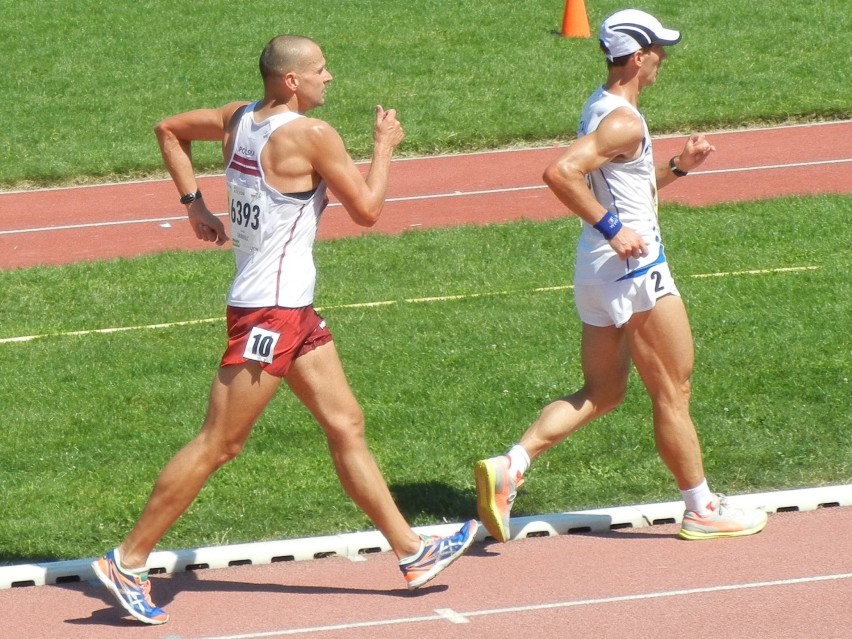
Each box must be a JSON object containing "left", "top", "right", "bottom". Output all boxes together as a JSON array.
[{"left": 475, "top": 9, "right": 768, "bottom": 544}]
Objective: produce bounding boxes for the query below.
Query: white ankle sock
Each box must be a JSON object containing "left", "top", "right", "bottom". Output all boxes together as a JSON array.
[
  {"left": 681, "top": 479, "right": 714, "bottom": 514},
  {"left": 399, "top": 537, "right": 426, "bottom": 565},
  {"left": 506, "top": 444, "right": 531, "bottom": 477},
  {"left": 113, "top": 547, "right": 146, "bottom": 575}
]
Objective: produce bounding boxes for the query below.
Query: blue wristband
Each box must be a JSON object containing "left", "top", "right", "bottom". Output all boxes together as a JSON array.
[{"left": 593, "top": 211, "right": 622, "bottom": 240}]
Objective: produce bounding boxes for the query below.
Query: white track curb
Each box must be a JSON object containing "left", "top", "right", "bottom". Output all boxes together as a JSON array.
[{"left": 2, "top": 484, "right": 850, "bottom": 589}]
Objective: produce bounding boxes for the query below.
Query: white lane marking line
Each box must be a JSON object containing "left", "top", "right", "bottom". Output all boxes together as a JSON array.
[
  {"left": 692, "top": 157, "right": 852, "bottom": 176},
  {"left": 189, "top": 611, "right": 452, "bottom": 639},
  {"left": 187, "top": 572, "right": 852, "bottom": 639},
  {"left": 0, "top": 214, "right": 195, "bottom": 236},
  {"left": 435, "top": 608, "right": 470, "bottom": 624},
  {"left": 2, "top": 157, "right": 850, "bottom": 237},
  {"left": 463, "top": 573, "right": 852, "bottom": 619},
  {"left": 3, "top": 185, "right": 542, "bottom": 236},
  {"left": 0, "top": 266, "right": 819, "bottom": 345}
]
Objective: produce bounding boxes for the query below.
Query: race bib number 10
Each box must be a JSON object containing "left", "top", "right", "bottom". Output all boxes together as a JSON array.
[{"left": 243, "top": 326, "right": 281, "bottom": 364}]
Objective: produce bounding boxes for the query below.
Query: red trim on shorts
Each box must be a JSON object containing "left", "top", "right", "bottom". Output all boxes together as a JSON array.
[{"left": 220, "top": 305, "right": 333, "bottom": 377}]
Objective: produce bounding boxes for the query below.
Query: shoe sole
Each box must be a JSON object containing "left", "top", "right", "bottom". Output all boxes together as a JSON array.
[
  {"left": 678, "top": 514, "right": 769, "bottom": 541},
  {"left": 91, "top": 559, "right": 169, "bottom": 625},
  {"left": 474, "top": 460, "right": 510, "bottom": 542},
  {"left": 407, "top": 521, "right": 478, "bottom": 589}
]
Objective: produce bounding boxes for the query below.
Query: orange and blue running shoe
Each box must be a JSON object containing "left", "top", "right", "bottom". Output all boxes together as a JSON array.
[
  {"left": 399, "top": 520, "right": 477, "bottom": 589},
  {"left": 679, "top": 494, "right": 768, "bottom": 540},
  {"left": 92, "top": 549, "right": 169, "bottom": 625},
  {"left": 474, "top": 455, "right": 521, "bottom": 542}
]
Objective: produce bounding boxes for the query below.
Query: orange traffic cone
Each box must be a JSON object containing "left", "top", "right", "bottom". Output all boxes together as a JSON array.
[{"left": 561, "top": 0, "right": 591, "bottom": 38}]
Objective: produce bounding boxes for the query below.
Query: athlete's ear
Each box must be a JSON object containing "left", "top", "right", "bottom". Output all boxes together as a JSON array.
[
  {"left": 282, "top": 71, "right": 299, "bottom": 92},
  {"left": 633, "top": 46, "right": 657, "bottom": 67}
]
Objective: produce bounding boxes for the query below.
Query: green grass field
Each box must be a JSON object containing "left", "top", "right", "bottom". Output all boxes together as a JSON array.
[
  {"left": 1, "top": 197, "right": 849, "bottom": 563},
  {"left": 1, "top": 0, "right": 850, "bottom": 565},
  {"left": 3, "top": 0, "right": 850, "bottom": 188}
]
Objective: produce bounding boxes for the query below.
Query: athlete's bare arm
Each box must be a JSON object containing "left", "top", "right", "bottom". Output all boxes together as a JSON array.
[
  {"left": 656, "top": 133, "right": 715, "bottom": 189},
  {"left": 154, "top": 101, "right": 248, "bottom": 245},
  {"left": 543, "top": 108, "right": 648, "bottom": 259},
  {"left": 263, "top": 106, "right": 404, "bottom": 227}
]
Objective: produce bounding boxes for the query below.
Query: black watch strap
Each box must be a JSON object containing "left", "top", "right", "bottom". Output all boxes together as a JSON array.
[
  {"left": 180, "top": 190, "right": 202, "bottom": 205},
  {"left": 669, "top": 157, "right": 688, "bottom": 177}
]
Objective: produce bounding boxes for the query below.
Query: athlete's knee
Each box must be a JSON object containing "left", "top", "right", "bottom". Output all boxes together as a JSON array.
[
  {"left": 323, "top": 409, "right": 367, "bottom": 449},
  {"left": 216, "top": 439, "right": 247, "bottom": 465},
  {"left": 594, "top": 395, "right": 625, "bottom": 417},
  {"left": 194, "top": 428, "right": 249, "bottom": 469},
  {"left": 651, "top": 376, "right": 693, "bottom": 414},
  {"left": 587, "top": 381, "right": 627, "bottom": 416},
  {"left": 666, "top": 374, "right": 693, "bottom": 401}
]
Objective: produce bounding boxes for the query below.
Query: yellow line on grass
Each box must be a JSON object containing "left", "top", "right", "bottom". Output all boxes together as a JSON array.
[{"left": 0, "top": 265, "right": 820, "bottom": 345}]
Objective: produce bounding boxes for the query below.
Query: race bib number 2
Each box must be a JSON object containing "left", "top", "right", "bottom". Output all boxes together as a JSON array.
[{"left": 243, "top": 326, "right": 280, "bottom": 364}]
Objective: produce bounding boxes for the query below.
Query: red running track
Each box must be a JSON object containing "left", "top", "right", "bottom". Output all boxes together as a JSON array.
[
  {"left": 4, "top": 508, "right": 852, "bottom": 639},
  {"left": 1, "top": 121, "right": 850, "bottom": 270},
  {"left": 1, "top": 122, "right": 851, "bottom": 638}
]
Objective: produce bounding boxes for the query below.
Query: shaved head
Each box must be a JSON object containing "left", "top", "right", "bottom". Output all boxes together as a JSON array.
[{"left": 259, "top": 35, "right": 319, "bottom": 82}]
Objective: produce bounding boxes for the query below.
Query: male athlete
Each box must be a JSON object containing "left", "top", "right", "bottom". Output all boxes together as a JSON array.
[
  {"left": 475, "top": 9, "right": 768, "bottom": 544},
  {"left": 93, "top": 34, "right": 476, "bottom": 625}
]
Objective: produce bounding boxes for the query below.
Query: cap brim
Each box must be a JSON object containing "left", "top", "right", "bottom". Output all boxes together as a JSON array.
[{"left": 653, "top": 27, "right": 681, "bottom": 46}]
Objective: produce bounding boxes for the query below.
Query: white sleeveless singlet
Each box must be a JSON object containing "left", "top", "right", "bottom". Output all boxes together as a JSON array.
[
  {"left": 224, "top": 101, "right": 328, "bottom": 308},
  {"left": 574, "top": 86, "right": 666, "bottom": 284}
]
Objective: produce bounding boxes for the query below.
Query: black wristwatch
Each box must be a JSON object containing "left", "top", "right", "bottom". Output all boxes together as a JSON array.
[
  {"left": 180, "top": 190, "right": 202, "bottom": 205},
  {"left": 669, "top": 157, "right": 688, "bottom": 177}
]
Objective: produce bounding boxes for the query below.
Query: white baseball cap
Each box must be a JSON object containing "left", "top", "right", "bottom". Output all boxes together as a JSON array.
[{"left": 599, "top": 9, "right": 681, "bottom": 61}]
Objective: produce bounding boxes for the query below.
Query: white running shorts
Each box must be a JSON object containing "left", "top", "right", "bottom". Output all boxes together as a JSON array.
[{"left": 574, "top": 262, "right": 680, "bottom": 328}]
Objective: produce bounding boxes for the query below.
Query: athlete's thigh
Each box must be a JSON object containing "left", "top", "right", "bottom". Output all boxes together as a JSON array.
[
  {"left": 284, "top": 341, "right": 362, "bottom": 431},
  {"left": 625, "top": 294, "right": 695, "bottom": 389},
  {"left": 579, "top": 322, "right": 631, "bottom": 394},
  {"left": 204, "top": 362, "right": 282, "bottom": 445}
]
